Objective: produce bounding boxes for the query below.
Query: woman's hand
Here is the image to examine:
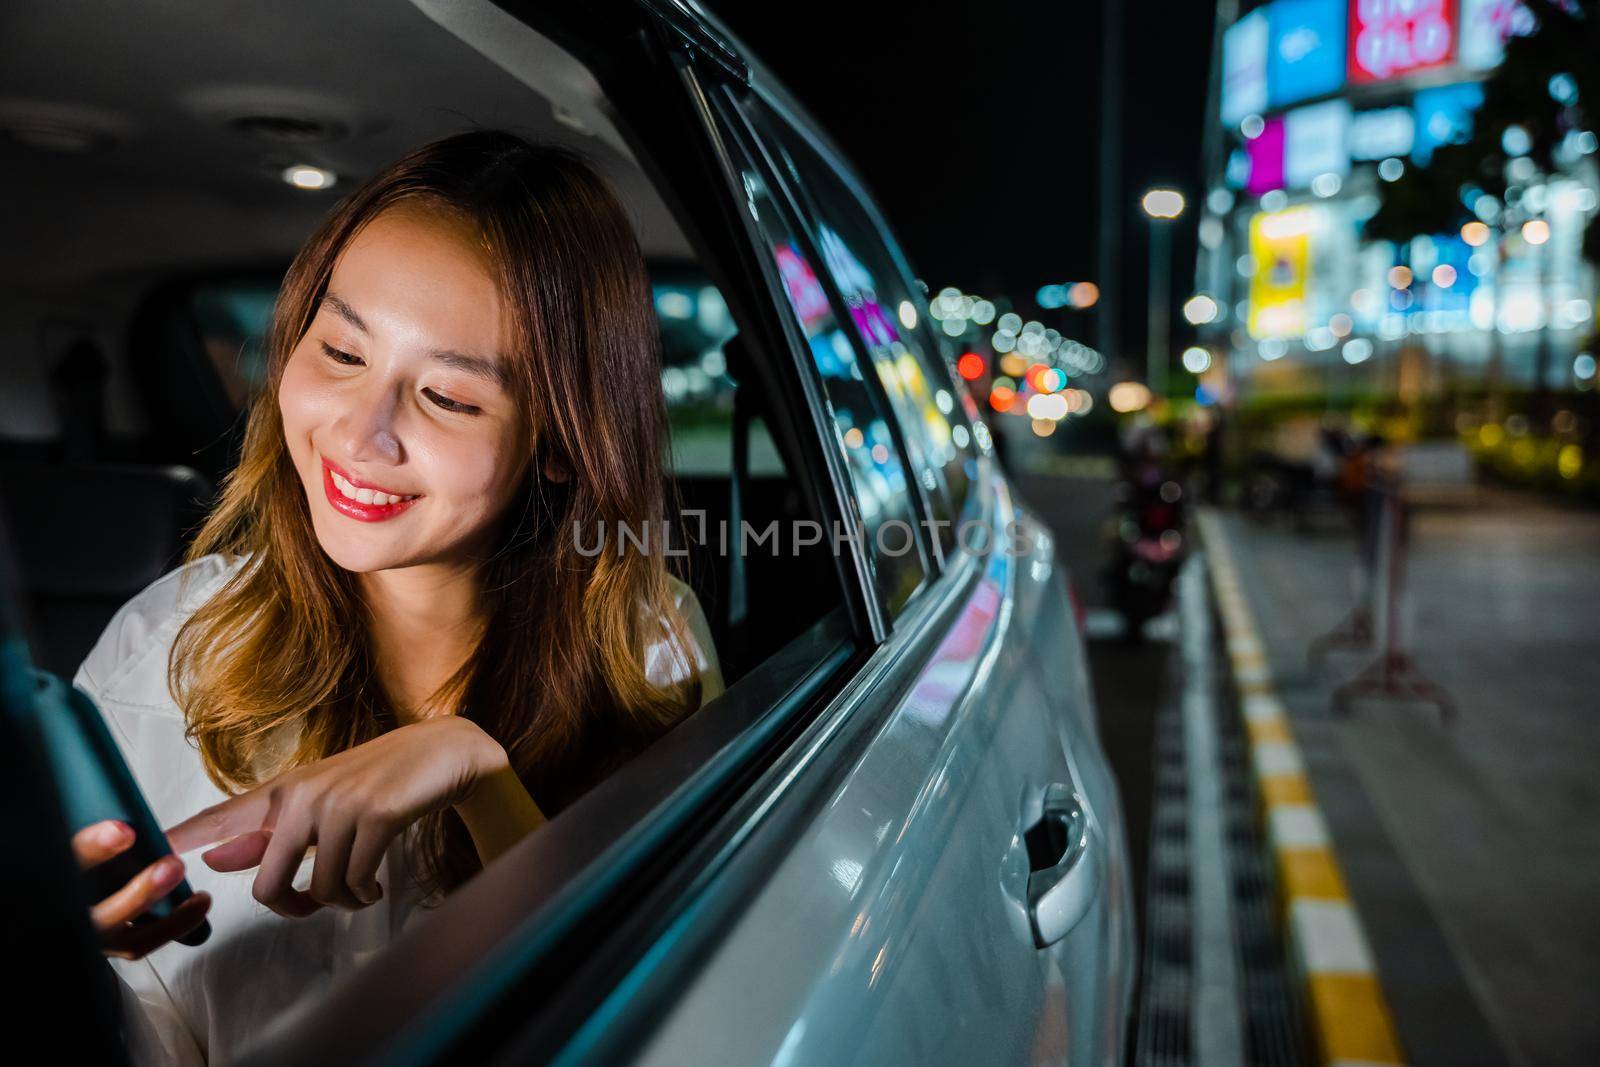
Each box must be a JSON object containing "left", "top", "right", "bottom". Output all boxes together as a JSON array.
[
  {"left": 72, "top": 819, "right": 212, "bottom": 959},
  {"left": 165, "top": 717, "right": 509, "bottom": 917}
]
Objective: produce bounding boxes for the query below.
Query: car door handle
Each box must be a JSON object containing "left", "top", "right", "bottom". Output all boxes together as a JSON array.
[{"left": 1024, "top": 784, "right": 1099, "bottom": 948}]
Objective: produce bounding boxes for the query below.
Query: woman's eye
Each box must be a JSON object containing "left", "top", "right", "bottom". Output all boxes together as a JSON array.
[
  {"left": 319, "top": 341, "right": 363, "bottom": 367},
  {"left": 422, "top": 388, "right": 481, "bottom": 416}
]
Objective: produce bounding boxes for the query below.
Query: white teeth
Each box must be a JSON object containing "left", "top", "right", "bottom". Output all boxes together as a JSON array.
[{"left": 330, "top": 468, "right": 414, "bottom": 505}]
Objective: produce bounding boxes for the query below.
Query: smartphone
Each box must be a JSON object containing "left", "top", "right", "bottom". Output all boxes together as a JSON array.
[{"left": 29, "top": 670, "right": 210, "bottom": 946}]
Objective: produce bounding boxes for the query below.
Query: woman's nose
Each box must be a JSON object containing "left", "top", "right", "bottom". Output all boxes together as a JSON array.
[{"left": 335, "top": 383, "right": 403, "bottom": 465}]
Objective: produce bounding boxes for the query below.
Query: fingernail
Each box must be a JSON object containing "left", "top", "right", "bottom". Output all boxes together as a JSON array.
[
  {"left": 152, "top": 856, "right": 184, "bottom": 891},
  {"left": 355, "top": 883, "right": 382, "bottom": 904},
  {"left": 99, "top": 821, "right": 131, "bottom": 846}
]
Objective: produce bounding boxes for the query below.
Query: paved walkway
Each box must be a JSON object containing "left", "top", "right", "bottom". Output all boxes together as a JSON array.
[{"left": 1217, "top": 499, "right": 1600, "bottom": 1067}]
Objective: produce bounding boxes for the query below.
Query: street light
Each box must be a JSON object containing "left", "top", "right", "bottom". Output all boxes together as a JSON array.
[
  {"left": 1141, "top": 188, "right": 1185, "bottom": 396},
  {"left": 1183, "top": 294, "right": 1219, "bottom": 325},
  {"left": 1142, "top": 189, "right": 1185, "bottom": 218}
]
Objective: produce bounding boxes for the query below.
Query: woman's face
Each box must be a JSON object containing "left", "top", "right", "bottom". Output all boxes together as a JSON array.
[{"left": 279, "top": 203, "right": 531, "bottom": 574}]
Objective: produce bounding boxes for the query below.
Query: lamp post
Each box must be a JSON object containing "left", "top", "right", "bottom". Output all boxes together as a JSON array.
[{"left": 1142, "top": 188, "right": 1185, "bottom": 398}]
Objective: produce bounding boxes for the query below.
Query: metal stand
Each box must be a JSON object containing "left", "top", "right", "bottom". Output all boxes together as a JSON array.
[
  {"left": 1307, "top": 602, "right": 1374, "bottom": 666},
  {"left": 1309, "top": 494, "right": 1379, "bottom": 666},
  {"left": 1330, "top": 487, "right": 1455, "bottom": 722}
]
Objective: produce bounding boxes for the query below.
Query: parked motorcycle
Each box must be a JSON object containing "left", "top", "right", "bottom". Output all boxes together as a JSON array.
[{"left": 1104, "top": 450, "right": 1187, "bottom": 639}]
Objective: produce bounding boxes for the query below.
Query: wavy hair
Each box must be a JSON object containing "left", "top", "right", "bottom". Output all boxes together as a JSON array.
[{"left": 169, "top": 130, "right": 701, "bottom": 897}]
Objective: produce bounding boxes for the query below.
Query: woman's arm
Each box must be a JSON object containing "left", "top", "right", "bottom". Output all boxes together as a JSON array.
[
  {"left": 452, "top": 750, "right": 548, "bottom": 867},
  {"left": 165, "top": 716, "right": 547, "bottom": 914}
]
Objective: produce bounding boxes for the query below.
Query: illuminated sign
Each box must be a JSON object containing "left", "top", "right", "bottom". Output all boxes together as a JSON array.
[
  {"left": 1348, "top": 0, "right": 1457, "bottom": 83},
  {"left": 1413, "top": 81, "right": 1484, "bottom": 163},
  {"left": 1459, "top": 0, "right": 1535, "bottom": 69},
  {"left": 1248, "top": 208, "right": 1317, "bottom": 338},
  {"left": 1222, "top": 9, "right": 1270, "bottom": 125},
  {"left": 1246, "top": 116, "right": 1287, "bottom": 196},
  {"left": 1286, "top": 100, "right": 1352, "bottom": 187},
  {"left": 1350, "top": 106, "right": 1416, "bottom": 159},
  {"left": 1268, "top": 0, "right": 1348, "bottom": 107}
]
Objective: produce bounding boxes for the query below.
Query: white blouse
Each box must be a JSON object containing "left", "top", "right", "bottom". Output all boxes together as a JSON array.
[{"left": 72, "top": 553, "right": 724, "bottom": 1066}]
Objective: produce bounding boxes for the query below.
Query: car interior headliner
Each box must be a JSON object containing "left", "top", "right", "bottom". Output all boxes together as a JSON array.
[{"left": 0, "top": 0, "right": 695, "bottom": 292}]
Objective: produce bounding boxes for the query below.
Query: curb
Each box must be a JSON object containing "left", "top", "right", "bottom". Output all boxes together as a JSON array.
[{"left": 1197, "top": 508, "right": 1407, "bottom": 1067}]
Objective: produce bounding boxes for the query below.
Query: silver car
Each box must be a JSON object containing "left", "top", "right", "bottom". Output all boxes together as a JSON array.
[{"left": 0, "top": 1, "right": 1134, "bottom": 1063}]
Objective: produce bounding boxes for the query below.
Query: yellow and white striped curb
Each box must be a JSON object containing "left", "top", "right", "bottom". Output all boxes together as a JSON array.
[{"left": 1197, "top": 509, "right": 1406, "bottom": 1067}]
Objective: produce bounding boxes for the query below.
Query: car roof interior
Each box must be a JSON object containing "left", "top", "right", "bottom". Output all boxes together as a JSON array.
[
  {"left": 1, "top": 0, "right": 699, "bottom": 438},
  {"left": 1, "top": 0, "right": 693, "bottom": 290}
]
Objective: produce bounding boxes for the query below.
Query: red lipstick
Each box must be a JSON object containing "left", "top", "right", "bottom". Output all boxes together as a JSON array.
[{"left": 321, "top": 457, "right": 420, "bottom": 523}]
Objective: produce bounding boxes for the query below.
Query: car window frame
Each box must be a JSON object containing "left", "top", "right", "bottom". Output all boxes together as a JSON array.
[
  {"left": 708, "top": 85, "right": 941, "bottom": 617},
  {"left": 676, "top": 71, "right": 897, "bottom": 644},
  {"left": 758, "top": 90, "right": 977, "bottom": 413},
  {"left": 730, "top": 86, "right": 984, "bottom": 568}
]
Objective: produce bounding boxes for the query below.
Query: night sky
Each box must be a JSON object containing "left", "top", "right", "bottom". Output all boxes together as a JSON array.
[{"left": 715, "top": 1, "right": 1218, "bottom": 370}]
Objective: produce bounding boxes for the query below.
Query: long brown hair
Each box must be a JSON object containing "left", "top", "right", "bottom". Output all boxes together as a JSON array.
[{"left": 170, "top": 130, "right": 701, "bottom": 896}]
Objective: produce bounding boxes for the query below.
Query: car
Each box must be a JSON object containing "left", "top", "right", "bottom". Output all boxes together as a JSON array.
[{"left": 0, "top": 1, "right": 1135, "bottom": 1063}]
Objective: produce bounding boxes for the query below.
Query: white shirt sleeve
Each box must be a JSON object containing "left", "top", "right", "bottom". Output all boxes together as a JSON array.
[
  {"left": 646, "top": 575, "right": 726, "bottom": 706},
  {"left": 71, "top": 556, "right": 234, "bottom": 1067}
]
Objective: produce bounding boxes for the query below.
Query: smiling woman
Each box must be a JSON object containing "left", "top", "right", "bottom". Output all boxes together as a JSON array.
[
  {"left": 67, "top": 130, "right": 725, "bottom": 1066},
  {"left": 279, "top": 203, "right": 535, "bottom": 572}
]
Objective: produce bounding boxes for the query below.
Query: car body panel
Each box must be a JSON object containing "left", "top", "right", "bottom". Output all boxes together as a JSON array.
[{"left": 628, "top": 476, "right": 1134, "bottom": 1066}]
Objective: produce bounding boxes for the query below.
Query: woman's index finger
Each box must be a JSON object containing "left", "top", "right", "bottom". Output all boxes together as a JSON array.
[{"left": 165, "top": 788, "right": 278, "bottom": 854}]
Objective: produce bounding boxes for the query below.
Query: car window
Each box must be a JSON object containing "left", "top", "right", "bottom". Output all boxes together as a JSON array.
[
  {"left": 712, "top": 105, "right": 930, "bottom": 619},
  {"left": 191, "top": 280, "right": 277, "bottom": 407},
  {"left": 739, "top": 96, "right": 980, "bottom": 556},
  {"left": 648, "top": 265, "right": 842, "bottom": 674},
  {"left": 652, "top": 272, "right": 785, "bottom": 478}
]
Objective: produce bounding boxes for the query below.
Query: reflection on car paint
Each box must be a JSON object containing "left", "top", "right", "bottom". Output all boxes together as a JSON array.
[{"left": 901, "top": 545, "right": 1004, "bottom": 729}]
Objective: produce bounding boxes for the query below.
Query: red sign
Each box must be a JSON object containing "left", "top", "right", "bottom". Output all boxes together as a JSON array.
[{"left": 1348, "top": 0, "right": 1458, "bottom": 83}]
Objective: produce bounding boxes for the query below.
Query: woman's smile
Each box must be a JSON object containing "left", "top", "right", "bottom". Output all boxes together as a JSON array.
[{"left": 321, "top": 456, "right": 422, "bottom": 523}]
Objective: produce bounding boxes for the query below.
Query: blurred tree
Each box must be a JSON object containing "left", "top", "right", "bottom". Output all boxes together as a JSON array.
[{"left": 1365, "top": 0, "right": 1600, "bottom": 270}]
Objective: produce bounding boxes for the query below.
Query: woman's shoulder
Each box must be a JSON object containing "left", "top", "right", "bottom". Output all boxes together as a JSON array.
[
  {"left": 663, "top": 570, "right": 694, "bottom": 608},
  {"left": 647, "top": 572, "right": 726, "bottom": 704},
  {"left": 72, "top": 552, "right": 250, "bottom": 713}
]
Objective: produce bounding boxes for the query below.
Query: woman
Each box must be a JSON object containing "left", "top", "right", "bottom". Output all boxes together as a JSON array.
[{"left": 67, "top": 130, "right": 724, "bottom": 1065}]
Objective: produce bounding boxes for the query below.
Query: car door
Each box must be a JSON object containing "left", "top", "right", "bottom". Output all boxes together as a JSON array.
[{"left": 613, "top": 62, "right": 1136, "bottom": 1066}]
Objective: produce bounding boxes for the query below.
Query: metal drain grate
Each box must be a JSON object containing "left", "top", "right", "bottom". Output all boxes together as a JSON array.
[
  {"left": 1215, "top": 671, "right": 1305, "bottom": 1067},
  {"left": 1132, "top": 558, "right": 1305, "bottom": 1067},
  {"left": 1134, "top": 692, "right": 1193, "bottom": 1066}
]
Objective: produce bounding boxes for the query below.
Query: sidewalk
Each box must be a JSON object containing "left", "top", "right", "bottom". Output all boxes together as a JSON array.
[{"left": 1213, "top": 500, "right": 1600, "bottom": 1067}]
